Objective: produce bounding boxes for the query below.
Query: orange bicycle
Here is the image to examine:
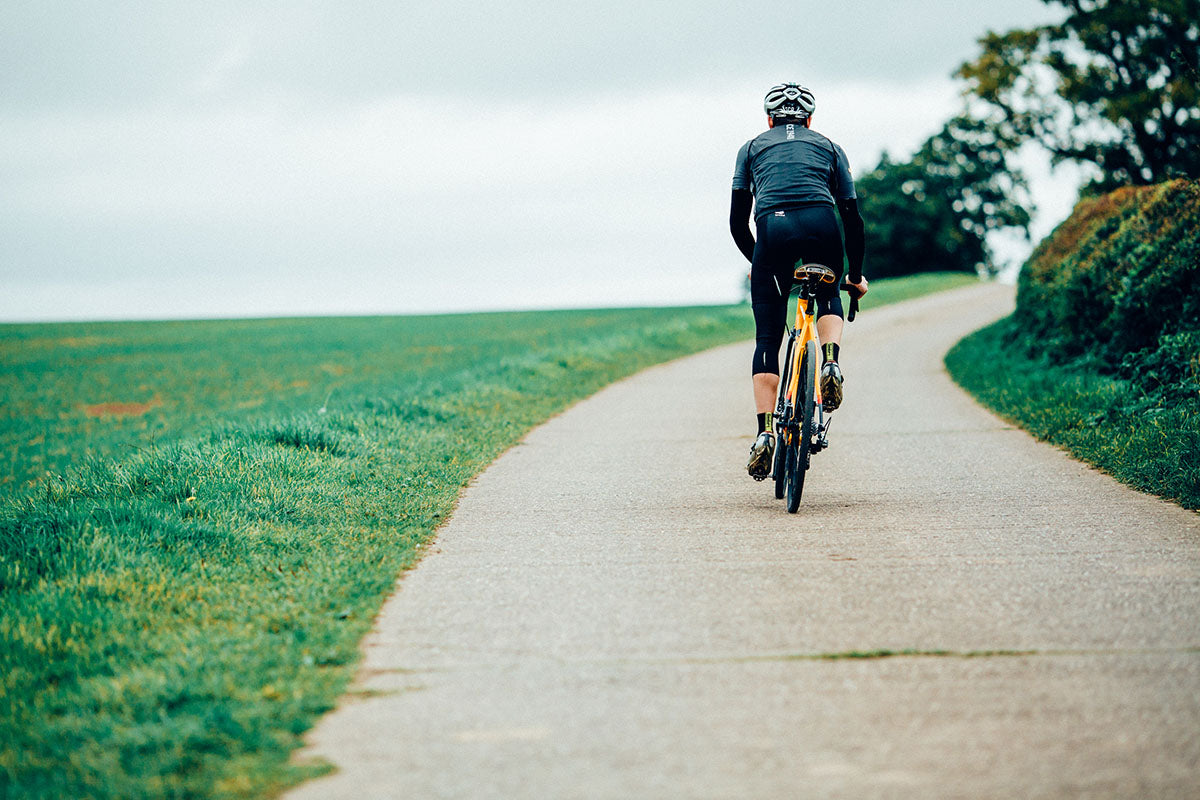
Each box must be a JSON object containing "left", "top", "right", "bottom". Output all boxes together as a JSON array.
[{"left": 771, "top": 263, "right": 860, "bottom": 512}]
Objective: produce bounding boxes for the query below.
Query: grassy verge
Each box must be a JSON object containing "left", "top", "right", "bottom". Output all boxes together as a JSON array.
[
  {"left": 946, "top": 319, "right": 1200, "bottom": 511},
  {"left": 1, "top": 273, "right": 974, "bottom": 798},
  {"left": 854, "top": 270, "right": 978, "bottom": 307}
]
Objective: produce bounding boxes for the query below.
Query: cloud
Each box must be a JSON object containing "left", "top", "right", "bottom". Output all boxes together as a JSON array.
[
  {"left": 193, "top": 32, "right": 256, "bottom": 96},
  {"left": 2, "top": 1, "right": 1063, "bottom": 110},
  {"left": 1, "top": 77, "right": 970, "bottom": 319},
  {"left": 0, "top": 0, "right": 1070, "bottom": 320}
]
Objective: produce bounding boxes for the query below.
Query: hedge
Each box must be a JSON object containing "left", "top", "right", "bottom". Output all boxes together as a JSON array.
[{"left": 1012, "top": 179, "right": 1200, "bottom": 404}]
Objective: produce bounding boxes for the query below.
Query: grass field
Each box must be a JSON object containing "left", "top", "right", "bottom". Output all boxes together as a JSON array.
[
  {"left": 946, "top": 319, "right": 1200, "bottom": 511},
  {"left": 1, "top": 273, "right": 977, "bottom": 798},
  {"left": 1, "top": 309, "right": 738, "bottom": 496}
]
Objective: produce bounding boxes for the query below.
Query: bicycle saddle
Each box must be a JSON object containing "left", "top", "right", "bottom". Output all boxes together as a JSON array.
[{"left": 794, "top": 263, "right": 838, "bottom": 284}]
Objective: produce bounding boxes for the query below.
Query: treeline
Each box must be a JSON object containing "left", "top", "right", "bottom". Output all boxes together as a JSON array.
[{"left": 862, "top": 0, "right": 1200, "bottom": 278}]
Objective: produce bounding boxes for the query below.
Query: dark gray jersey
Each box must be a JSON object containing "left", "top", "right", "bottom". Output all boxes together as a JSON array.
[{"left": 732, "top": 124, "right": 856, "bottom": 218}]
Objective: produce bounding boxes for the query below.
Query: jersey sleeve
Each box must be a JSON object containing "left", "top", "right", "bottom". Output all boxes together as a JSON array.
[
  {"left": 732, "top": 141, "right": 752, "bottom": 191},
  {"left": 830, "top": 142, "right": 856, "bottom": 200}
]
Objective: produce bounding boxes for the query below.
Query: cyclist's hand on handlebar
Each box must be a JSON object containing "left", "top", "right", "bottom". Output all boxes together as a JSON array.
[{"left": 844, "top": 276, "right": 869, "bottom": 298}]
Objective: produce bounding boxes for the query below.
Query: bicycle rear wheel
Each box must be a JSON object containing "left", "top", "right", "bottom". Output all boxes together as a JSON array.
[
  {"left": 773, "top": 335, "right": 796, "bottom": 500},
  {"left": 772, "top": 426, "right": 788, "bottom": 499},
  {"left": 785, "top": 339, "right": 817, "bottom": 513}
]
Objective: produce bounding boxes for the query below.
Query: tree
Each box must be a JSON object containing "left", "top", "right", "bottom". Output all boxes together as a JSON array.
[
  {"left": 957, "top": 0, "right": 1200, "bottom": 188},
  {"left": 857, "top": 116, "right": 1032, "bottom": 279}
]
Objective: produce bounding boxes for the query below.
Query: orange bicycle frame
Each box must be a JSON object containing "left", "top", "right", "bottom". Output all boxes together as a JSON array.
[{"left": 784, "top": 293, "right": 822, "bottom": 408}]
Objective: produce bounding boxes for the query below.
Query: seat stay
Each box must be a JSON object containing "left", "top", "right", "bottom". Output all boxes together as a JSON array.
[{"left": 787, "top": 295, "right": 821, "bottom": 407}]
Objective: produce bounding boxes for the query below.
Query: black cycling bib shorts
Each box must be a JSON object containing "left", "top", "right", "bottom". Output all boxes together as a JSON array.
[{"left": 749, "top": 206, "right": 844, "bottom": 376}]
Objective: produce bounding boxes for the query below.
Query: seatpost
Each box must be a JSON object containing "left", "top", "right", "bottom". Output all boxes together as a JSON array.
[{"left": 802, "top": 278, "right": 818, "bottom": 318}]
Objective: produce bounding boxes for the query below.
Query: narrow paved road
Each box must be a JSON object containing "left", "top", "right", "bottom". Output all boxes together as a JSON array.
[{"left": 288, "top": 284, "right": 1200, "bottom": 799}]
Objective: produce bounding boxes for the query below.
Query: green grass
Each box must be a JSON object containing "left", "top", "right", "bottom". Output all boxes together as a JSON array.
[
  {"left": 946, "top": 319, "right": 1200, "bottom": 511},
  {"left": 1, "top": 309, "right": 744, "bottom": 497},
  {"left": 0, "top": 272, "right": 974, "bottom": 799},
  {"left": 853, "top": 270, "right": 978, "bottom": 307}
]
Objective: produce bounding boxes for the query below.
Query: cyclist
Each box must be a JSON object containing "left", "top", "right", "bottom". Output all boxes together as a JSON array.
[{"left": 731, "top": 82, "right": 868, "bottom": 480}]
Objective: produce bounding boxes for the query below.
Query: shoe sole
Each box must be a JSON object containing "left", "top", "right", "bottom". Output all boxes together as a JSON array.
[
  {"left": 821, "top": 376, "right": 843, "bottom": 411},
  {"left": 747, "top": 443, "right": 773, "bottom": 480}
]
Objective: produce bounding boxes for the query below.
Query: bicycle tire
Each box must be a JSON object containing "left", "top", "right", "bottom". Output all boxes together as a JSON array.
[
  {"left": 772, "top": 426, "right": 788, "bottom": 499},
  {"left": 786, "top": 339, "right": 817, "bottom": 513},
  {"left": 773, "top": 335, "right": 796, "bottom": 500}
]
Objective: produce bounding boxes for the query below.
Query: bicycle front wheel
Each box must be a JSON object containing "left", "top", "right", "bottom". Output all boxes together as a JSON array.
[{"left": 786, "top": 339, "right": 817, "bottom": 513}]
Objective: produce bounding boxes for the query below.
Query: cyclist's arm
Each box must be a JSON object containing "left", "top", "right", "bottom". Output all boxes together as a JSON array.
[
  {"left": 729, "top": 188, "right": 755, "bottom": 263},
  {"left": 836, "top": 197, "right": 864, "bottom": 284}
]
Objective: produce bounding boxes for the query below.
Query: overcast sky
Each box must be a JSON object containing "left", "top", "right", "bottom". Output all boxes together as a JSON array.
[{"left": 1, "top": 0, "right": 1077, "bottom": 322}]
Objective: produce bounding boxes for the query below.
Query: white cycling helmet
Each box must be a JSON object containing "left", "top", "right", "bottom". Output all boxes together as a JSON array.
[{"left": 764, "top": 83, "right": 815, "bottom": 120}]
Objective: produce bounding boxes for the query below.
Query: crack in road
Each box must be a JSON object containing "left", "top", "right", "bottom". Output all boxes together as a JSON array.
[{"left": 362, "top": 645, "right": 1200, "bottom": 675}]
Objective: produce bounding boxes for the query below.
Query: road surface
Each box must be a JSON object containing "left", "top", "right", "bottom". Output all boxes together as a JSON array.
[{"left": 287, "top": 283, "right": 1200, "bottom": 799}]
